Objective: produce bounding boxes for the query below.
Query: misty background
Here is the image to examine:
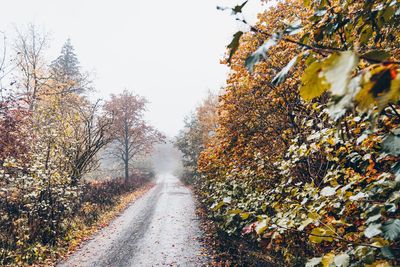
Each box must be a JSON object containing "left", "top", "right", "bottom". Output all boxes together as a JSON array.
[
  {"left": 0, "top": 0, "right": 265, "bottom": 137},
  {"left": 0, "top": 0, "right": 268, "bottom": 176}
]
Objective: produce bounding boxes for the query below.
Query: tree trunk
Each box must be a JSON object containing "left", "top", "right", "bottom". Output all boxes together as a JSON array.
[
  {"left": 124, "top": 118, "right": 129, "bottom": 182},
  {"left": 124, "top": 158, "right": 129, "bottom": 182}
]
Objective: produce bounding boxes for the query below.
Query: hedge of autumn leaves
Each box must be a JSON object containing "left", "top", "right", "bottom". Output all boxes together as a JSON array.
[{"left": 177, "top": 0, "right": 400, "bottom": 266}]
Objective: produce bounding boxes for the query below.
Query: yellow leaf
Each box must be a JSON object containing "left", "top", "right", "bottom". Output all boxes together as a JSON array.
[
  {"left": 240, "top": 212, "right": 250, "bottom": 220},
  {"left": 308, "top": 212, "right": 321, "bottom": 220},
  {"left": 371, "top": 237, "right": 389, "bottom": 248},
  {"left": 309, "top": 227, "right": 334, "bottom": 243},
  {"left": 228, "top": 209, "right": 242, "bottom": 215},
  {"left": 327, "top": 137, "right": 336, "bottom": 145},
  {"left": 300, "top": 52, "right": 358, "bottom": 101},
  {"left": 300, "top": 61, "right": 329, "bottom": 100},
  {"left": 365, "top": 260, "right": 392, "bottom": 267},
  {"left": 321, "top": 252, "right": 335, "bottom": 267},
  {"left": 356, "top": 65, "right": 400, "bottom": 111},
  {"left": 212, "top": 201, "right": 225, "bottom": 211}
]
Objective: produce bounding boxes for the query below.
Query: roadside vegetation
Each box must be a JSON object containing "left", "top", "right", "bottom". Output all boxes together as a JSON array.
[
  {"left": 176, "top": 0, "right": 400, "bottom": 266},
  {"left": 0, "top": 25, "right": 163, "bottom": 265}
]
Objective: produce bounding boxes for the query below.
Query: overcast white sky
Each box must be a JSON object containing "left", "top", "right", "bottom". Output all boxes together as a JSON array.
[{"left": 0, "top": 0, "right": 266, "bottom": 137}]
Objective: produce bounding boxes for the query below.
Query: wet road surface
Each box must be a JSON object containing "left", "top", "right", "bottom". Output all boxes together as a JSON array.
[{"left": 59, "top": 174, "right": 208, "bottom": 267}]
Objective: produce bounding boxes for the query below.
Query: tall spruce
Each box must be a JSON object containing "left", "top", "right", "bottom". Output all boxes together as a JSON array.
[{"left": 51, "top": 39, "right": 85, "bottom": 94}]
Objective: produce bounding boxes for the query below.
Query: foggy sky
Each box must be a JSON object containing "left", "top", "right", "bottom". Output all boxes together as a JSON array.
[{"left": 0, "top": 0, "right": 265, "bottom": 137}]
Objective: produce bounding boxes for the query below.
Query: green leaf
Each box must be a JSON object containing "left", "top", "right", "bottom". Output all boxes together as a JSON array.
[
  {"left": 364, "top": 223, "right": 382, "bottom": 238},
  {"left": 217, "top": 1, "right": 248, "bottom": 15},
  {"left": 382, "top": 219, "right": 400, "bottom": 241},
  {"left": 362, "top": 50, "right": 391, "bottom": 63},
  {"left": 359, "top": 25, "right": 372, "bottom": 45},
  {"left": 245, "top": 35, "right": 279, "bottom": 73},
  {"left": 383, "top": 5, "right": 395, "bottom": 21},
  {"left": 227, "top": 31, "right": 244, "bottom": 65},
  {"left": 232, "top": 0, "right": 248, "bottom": 14},
  {"left": 381, "top": 246, "right": 395, "bottom": 259},
  {"left": 272, "top": 56, "right": 299, "bottom": 86}
]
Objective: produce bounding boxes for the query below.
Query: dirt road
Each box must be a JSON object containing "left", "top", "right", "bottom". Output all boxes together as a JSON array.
[{"left": 59, "top": 174, "right": 208, "bottom": 267}]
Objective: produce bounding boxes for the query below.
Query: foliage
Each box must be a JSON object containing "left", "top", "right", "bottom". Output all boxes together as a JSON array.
[
  {"left": 175, "top": 113, "right": 204, "bottom": 184},
  {"left": 0, "top": 26, "right": 160, "bottom": 265},
  {"left": 13, "top": 24, "right": 51, "bottom": 111},
  {"left": 78, "top": 175, "right": 152, "bottom": 226},
  {"left": 104, "top": 90, "right": 165, "bottom": 182},
  {"left": 50, "top": 38, "right": 90, "bottom": 94},
  {"left": 194, "top": 0, "right": 400, "bottom": 266},
  {"left": 175, "top": 92, "right": 218, "bottom": 184}
]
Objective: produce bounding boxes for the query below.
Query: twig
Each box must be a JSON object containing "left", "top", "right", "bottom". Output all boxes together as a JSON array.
[{"left": 388, "top": 103, "right": 400, "bottom": 120}]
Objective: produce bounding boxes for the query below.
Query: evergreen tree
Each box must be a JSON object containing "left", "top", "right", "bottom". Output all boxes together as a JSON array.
[{"left": 51, "top": 39, "right": 86, "bottom": 93}]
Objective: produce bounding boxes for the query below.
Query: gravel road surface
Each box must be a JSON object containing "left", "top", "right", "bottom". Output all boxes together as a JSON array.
[{"left": 59, "top": 174, "right": 208, "bottom": 267}]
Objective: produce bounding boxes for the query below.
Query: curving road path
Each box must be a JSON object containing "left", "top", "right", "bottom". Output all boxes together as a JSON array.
[{"left": 59, "top": 174, "right": 208, "bottom": 267}]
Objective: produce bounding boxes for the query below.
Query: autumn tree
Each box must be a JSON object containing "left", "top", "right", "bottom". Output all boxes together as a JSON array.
[
  {"left": 0, "top": 26, "right": 117, "bottom": 264},
  {"left": 0, "top": 32, "right": 31, "bottom": 163},
  {"left": 175, "top": 91, "right": 218, "bottom": 184},
  {"left": 175, "top": 114, "right": 203, "bottom": 184},
  {"left": 65, "top": 98, "right": 114, "bottom": 185},
  {"left": 1, "top": 24, "right": 162, "bottom": 265},
  {"left": 196, "top": 91, "right": 219, "bottom": 144},
  {"left": 14, "top": 24, "right": 49, "bottom": 111},
  {"left": 104, "top": 90, "right": 164, "bottom": 182}
]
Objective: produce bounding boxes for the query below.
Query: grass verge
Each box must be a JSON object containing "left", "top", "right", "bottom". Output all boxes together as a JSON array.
[{"left": 34, "top": 182, "right": 155, "bottom": 267}]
